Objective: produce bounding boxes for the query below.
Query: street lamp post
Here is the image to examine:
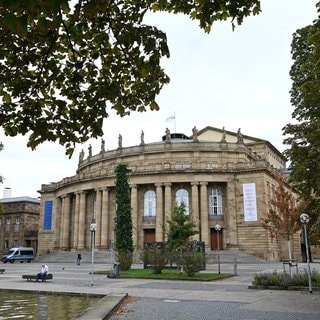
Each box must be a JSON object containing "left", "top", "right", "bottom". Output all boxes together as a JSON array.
[
  {"left": 215, "top": 224, "right": 221, "bottom": 274},
  {"left": 90, "top": 222, "right": 97, "bottom": 286},
  {"left": 300, "top": 213, "right": 312, "bottom": 294}
]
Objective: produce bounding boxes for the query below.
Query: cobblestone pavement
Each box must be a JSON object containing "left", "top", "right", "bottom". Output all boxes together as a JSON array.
[
  {"left": 110, "top": 297, "right": 320, "bottom": 320},
  {"left": 0, "top": 261, "right": 319, "bottom": 319}
]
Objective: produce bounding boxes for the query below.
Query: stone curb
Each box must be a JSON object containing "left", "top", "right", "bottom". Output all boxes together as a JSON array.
[
  {"left": 248, "top": 285, "right": 320, "bottom": 291},
  {"left": 75, "top": 293, "right": 128, "bottom": 320}
]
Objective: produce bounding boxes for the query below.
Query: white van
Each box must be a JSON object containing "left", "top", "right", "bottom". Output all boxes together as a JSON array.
[{"left": 1, "top": 247, "right": 34, "bottom": 263}]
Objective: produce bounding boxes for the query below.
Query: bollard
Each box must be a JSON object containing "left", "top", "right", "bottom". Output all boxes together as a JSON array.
[{"left": 233, "top": 256, "right": 238, "bottom": 276}]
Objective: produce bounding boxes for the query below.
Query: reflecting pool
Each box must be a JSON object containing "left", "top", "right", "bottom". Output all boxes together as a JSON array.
[{"left": 0, "top": 291, "right": 100, "bottom": 319}]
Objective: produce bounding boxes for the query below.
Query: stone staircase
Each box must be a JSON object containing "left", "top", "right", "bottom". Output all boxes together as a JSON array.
[
  {"left": 36, "top": 248, "right": 266, "bottom": 265},
  {"left": 206, "top": 249, "right": 266, "bottom": 264},
  {"left": 36, "top": 250, "right": 118, "bottom": 265}
]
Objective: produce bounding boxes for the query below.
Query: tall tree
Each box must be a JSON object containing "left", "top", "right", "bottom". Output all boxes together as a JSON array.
[
  {"left": 260, "top": 177, "right": 301, "bottom": 260},
  {"left": 282, "top": 2, "right": 320, "bottom": 240},
  {"left": 0, "top": 0, "right": 261, "bottom": 156},
  {"left": 0, "top": 140, "right": 3, "bottom": 184},
  {"left": 114, "top": 163, "right": 133, "bottom": 270}
]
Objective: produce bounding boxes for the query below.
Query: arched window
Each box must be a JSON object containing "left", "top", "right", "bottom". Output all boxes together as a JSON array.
[
  {"left": 209, "top": 188, "right": 222, "bottom": 216},
  {"left": 175, "top": 189, "right": 189, "bottom": 215},
  {"left": 144, "top": 190, "right": 156, "bottom": 217}
]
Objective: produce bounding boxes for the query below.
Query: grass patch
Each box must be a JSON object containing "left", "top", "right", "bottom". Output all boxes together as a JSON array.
[{"left": 97, "top": 268, "right": 230, "bottom": 281}]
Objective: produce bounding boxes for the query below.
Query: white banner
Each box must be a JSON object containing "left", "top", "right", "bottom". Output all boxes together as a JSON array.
[{"left": 243, "top": 183, "right": 258, "bottom": 222}]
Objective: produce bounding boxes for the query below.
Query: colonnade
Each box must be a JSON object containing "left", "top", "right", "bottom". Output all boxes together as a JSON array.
[{"left": 57, "top": 180, "right": 235, "bottom": 251}]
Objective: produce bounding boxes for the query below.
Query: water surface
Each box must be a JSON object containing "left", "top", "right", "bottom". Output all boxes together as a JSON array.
[{"left": 0, "top": 291, "right": 100, "bottom": 319}]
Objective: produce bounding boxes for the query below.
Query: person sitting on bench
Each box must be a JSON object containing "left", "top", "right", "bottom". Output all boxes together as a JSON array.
[{"left": 36, "top": 264, "right": 49, "bottom": 282}]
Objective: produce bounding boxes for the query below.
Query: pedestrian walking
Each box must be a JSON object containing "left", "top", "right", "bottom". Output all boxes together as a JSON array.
[{"left": 77, "top": 252, "right": 82, "bottom": 265}]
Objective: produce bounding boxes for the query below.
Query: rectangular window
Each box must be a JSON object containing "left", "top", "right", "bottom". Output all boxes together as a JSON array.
[
  {"left": 6, "top": 218, "right": 10, "bottom": 232},
  {"left": 209, "top": 189, "right": 222, "bottom": 216},
  {"left": 144, "top": 191, "right": 156, "bottom": 218},
  {"left": 14, "top": 218, "right": 20, "bottom": 232},
  {"left": 44, "top": 200, "right": 53, "bottom": 230}
]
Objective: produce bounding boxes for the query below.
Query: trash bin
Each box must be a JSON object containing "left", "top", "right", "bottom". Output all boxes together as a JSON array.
[{"left": 113, "top": 263, "right": 120, "bottom": 277}]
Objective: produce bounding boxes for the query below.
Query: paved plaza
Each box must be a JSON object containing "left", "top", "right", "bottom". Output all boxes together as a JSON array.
[{"left": 0, "top": 259, "right": 319, "bottom": 319}]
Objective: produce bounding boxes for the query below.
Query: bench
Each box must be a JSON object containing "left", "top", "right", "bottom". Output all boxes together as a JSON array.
[
  {"left": 282, "top": 259, "right": 298, "bottom": 275},
  {"left": 22, "top": 274, "right": 53, "bottom": 282},
  {"left": 0, "top": 269, "right": 5, "bottom": 274}
]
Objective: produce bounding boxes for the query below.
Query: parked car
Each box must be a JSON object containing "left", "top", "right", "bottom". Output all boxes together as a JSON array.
[{"left": 1, "top": 247, "right": 34, "bottom": 263}]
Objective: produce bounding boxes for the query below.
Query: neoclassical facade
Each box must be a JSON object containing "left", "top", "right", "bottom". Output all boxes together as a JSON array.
[{"left": 38, "top": 126, "right": 301, "bottom": 261}]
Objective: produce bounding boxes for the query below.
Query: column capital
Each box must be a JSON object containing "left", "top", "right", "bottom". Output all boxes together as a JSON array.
[
  {"left": 60, "top": 193, "right": 71, "bottom": 199},
  {"left": 155, "top": 183, "right": 163, "bottom": 188},
  {"left": 191, "top": 182, "right": 199, "bottom": 187},
  {"left": 200, "top": 181, "right": 208, "bottom": 187},
  {"left": 164, "top": 182, "right": 172, "bottom": 187}
]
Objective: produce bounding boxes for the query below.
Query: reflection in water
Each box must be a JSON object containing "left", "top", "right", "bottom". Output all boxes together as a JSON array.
[
  {"left": 38, "top": 295, "right": 48, "bottom": 320},
  {"left": 0, "top": 291, "right": 99, "bottom": 320}
]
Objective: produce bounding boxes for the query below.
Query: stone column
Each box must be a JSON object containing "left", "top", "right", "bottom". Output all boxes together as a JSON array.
[
  {"left": 108, "top": 193, "right": 116, "bottom": 250},
  {"left": 73, "top": 192, "right": 80, "bottom": 249},
  {"left": 191, "top": 182, "right": 200, "bottom": 241},
  {"left": 59, "top": 196, "right": 66, "bottom": 248},
  {"left": 64, "top": 195, "right": 71, "bottom": 249},
  {"left": 155, "top": 183, "right": 164, "bottom": 242},
  {"left": 95, "top": 189, "right": 102, "bottom": 248},
  {"left": 77, "top": 191, "right": 86, "bottom": 249},
  {"left": 101, "top": 188, "right": 109, "bottom": 249},
  {"left": 130, "top": 185, "right": 138, "bottom": 248},
  {"left": 60, "top": 195, "right": 71, "bottom": 249},
  {"left": 55, "top": 197, "right": 62, "bottom": 247},
  {"left": 227, "top": 179, "right": 238, "bottom": 247},
  {"left": 164, "top": 183, "right": 172, "bottom": 240},
  {"left": 200, "top": 182, "right": 209, "bottom": 246}
]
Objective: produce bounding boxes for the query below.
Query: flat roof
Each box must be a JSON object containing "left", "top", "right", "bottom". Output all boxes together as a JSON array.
[{"left": 0, "top": 196, "right": 40, "bottom": 204}]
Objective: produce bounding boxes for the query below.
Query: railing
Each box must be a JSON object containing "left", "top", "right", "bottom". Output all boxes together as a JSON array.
[{"left": 24, "top": 230, "right": 38, "bottom": 237}]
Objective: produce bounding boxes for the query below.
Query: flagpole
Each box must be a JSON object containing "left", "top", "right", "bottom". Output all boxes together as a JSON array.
[{"left": 165, "top": 112, "right": 176, "bottom": 133}]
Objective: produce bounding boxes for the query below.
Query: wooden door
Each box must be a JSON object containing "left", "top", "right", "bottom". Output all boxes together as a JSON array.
[
  {"left": 144, "top": 229, "right": 155, "bottom": 242},
  {"left": 210, "top": 228, "right": 223, "bottom": 250}
]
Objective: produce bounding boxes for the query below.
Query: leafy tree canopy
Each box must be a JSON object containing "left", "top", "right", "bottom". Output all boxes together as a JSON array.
[
  {"left": 0, "top": 0, "right": 261, "bottom": 156},
  {"left": 166, "top": 202, "right": 198, "bottom": 251},
  {"left": 0, "top": 140, "right": 3, "bottom": 184},
  {"left": 260, "top": 177, "right": 301, "bottom": 241},
  {"left": 260, "top": 176, "right": 301, "bottom": 258},
  {"left": 282, "top": 2, "right": 320, "bottom": 239}
]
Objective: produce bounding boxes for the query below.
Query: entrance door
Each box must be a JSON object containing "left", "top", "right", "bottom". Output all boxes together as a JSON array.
[
  {"left": 144, "top": 229, "right": 155, "bottom": 242},
  {"left": 210, "top": 228, "right": 223, "bottom": 250}
]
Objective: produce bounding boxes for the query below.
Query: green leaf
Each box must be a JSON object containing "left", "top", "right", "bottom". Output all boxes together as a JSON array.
[{"left": 3, "top": 94, "right": 11, "bottom": 104}]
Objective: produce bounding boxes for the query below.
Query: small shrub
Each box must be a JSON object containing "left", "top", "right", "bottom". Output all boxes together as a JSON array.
[
  {"left": 117, "top": 251, "right": 133, "bottom": 271},
  {"left": 253, "top": 270, "right": 290, "bottom": 288},
  {"left": 143, "top": 243, "right": 167, "bottom": 274},
  {"left": 253, "top": 269, "right": 320, "bottom": 288},
  {"left": 178, "top": 251, "right": 206, "bottom": 277}
]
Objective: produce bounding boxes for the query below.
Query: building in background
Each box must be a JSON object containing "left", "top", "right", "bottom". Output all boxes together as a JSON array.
[
  {"left": 0, "top": 197, "right": 40, "bottom": 255},
  {"left": 38, "top": 126, "right": 301, "bottom": 261}
]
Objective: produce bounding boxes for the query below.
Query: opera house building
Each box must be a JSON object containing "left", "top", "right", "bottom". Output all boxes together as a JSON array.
[{"left": 38, "top": 126, "right": 301, "bottom": 261}]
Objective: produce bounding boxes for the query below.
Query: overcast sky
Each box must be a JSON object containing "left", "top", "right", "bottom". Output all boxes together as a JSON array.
[{"left": 0, "top": 0, "right": 318, "bottom": 199}]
